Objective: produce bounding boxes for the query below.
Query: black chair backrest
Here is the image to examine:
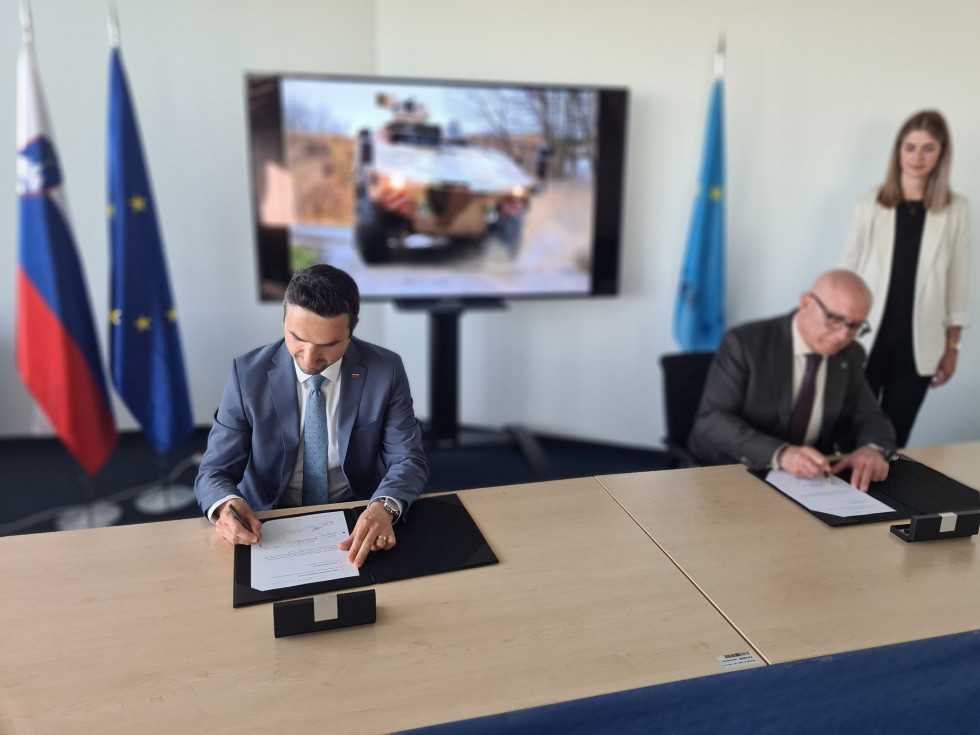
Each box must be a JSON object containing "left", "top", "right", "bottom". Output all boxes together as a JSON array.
[{"left": 659, "top": 351, "right": 715, "bottom": 455}]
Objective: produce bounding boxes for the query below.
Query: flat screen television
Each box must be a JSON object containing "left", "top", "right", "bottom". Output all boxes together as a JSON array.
[{"left": 246, "top": 73, "right": 629, "bottom": 303}]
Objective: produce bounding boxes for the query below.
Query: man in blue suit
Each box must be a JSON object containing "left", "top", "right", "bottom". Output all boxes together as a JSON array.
[{"left": 195, "top": 265, "right": 428, "bottom": 567}]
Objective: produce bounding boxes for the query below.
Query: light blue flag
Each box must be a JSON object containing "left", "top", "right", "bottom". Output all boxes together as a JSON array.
[
  {"left": 107, "top": 46, "right": 193, "bottom": 455},
  {"left": 674, "top": 76, "right": 725, "bottom": 351}
]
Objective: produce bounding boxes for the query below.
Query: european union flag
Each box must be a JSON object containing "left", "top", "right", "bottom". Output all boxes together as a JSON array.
[
  {"left": 674, "top": 76, "right": 725, "bottom": 351},
  {"left": 17, "top": 34, "right": 118, "bottom": 476},
  {"left": 107, "top": 47, "right": 193, "bottom": 455}
]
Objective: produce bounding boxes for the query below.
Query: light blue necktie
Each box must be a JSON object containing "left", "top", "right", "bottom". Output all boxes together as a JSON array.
[{"left": 302, "top": 374, "right": 328, "bottom": 506}]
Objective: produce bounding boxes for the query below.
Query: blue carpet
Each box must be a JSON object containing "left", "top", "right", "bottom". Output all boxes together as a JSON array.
[{"left": 402, "top": 629, "right": 980, "bottom": 734}]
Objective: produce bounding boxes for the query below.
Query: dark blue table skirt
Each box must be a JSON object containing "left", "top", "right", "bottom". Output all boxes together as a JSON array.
[{"left": 400, "top": 629, "right": 980, "bottom": 734}]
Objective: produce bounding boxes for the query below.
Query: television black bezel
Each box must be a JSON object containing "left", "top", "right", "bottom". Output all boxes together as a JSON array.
[{"left": 245, "top": 71, "right": 629, "bottom": 303}]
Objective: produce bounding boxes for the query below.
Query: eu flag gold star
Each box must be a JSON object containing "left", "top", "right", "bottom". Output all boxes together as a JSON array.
[
  {"left": 129, "top": 195, "right": 147, "bottom": 212},
  {"left": 107, "top": 203, "right": 116, "bottom": 219},
  {"left": 166, "top": 309, "right": 178, "bottom": 323},
  {"left": 109, "top": 309, "right": 122, "bottom": 325},
  {"left": 135, "top": 315, "right": 152, "bottom": 332},
  {"left": 709, "top": 186, "right": 723, "bottom": 201}
]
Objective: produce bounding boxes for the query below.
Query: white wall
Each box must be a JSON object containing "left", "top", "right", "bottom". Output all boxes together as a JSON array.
[
  {"left": 376, "top": 0, "right": 980, "bottom": 449},
  {"left": 2, "top": 0, "right": 978, "bottom": 451},
  {"left": 0, "top": 0, "right": 379, "bottom": 434}
]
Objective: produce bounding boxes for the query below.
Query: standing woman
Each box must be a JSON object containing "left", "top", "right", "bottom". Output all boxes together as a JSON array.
[{"left": 843, "top": 110, "right": 970, "bottom": 447}]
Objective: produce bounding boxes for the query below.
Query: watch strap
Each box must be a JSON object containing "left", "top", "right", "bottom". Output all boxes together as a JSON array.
[
  {"left": 373, "top": 496, "right": 401, "bottom": 523},
  {"left": 865, "top": 442, "right": 893, "bottom": 460}
]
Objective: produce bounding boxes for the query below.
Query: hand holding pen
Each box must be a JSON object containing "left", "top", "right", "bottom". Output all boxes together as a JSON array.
[
  {"left": 218, "top": 501, "right": 262, "bottom": 546},
  {"left": 778, "top": 445, "right": 833, "bottom": 479}
]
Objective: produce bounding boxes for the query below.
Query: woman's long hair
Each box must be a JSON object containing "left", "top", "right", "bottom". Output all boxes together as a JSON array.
[{"left": 877, "top": 110, "right": 953, "bottom": 211}]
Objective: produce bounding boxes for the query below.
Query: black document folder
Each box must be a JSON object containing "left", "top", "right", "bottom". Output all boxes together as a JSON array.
[
  {"left": 233, "top": 493, "right": 498, "bottom": 608},
  {"left": 754, "top": 454, "right": 980, "bottom": 527}
]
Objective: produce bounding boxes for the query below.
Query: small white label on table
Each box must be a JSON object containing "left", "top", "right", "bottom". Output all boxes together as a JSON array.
[{"left": 717, "top": 651, "right": 761, "bottom": 670}]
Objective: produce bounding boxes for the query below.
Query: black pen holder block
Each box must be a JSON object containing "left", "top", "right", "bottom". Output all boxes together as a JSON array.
[
  {"left": 890, "top": 510, "right": 980, "bottom": 543},
  {"left": 273, "top": 589, "right": 377, "bottom": 637}
]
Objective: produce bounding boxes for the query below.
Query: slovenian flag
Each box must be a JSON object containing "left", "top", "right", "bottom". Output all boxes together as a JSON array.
[
  {"left": 107, "top": 45, "right": 193, "bottom": 456},
  {"left": 16, "top": 30, "right": 118, "bottom": 475}
]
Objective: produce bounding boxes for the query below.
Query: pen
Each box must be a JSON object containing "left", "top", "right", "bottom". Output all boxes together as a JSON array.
[
  {"left": 228, "top": 504, "right": 261, "bottom": 546},
  {"left": 823, "top": 453, "right": 842, "bottom": 483}
]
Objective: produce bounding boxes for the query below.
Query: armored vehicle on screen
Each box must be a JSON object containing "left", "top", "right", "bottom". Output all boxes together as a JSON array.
[{"left": 354, "top": 94, "right": 536, "bottom": 264}]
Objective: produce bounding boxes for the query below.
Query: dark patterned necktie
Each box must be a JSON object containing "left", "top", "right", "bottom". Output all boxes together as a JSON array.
[{"left": 788, "top": 353, "right": 822, "bottom": 446}]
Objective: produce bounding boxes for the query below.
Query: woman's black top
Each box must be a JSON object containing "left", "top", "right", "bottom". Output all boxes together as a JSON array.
[{"left": 877, "top": 200, "right": 926, "bottom": 347}]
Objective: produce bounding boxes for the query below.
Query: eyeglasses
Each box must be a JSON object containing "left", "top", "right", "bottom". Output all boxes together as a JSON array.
[{"left": 808, "top": 292, "right": 871, "bottom": 337}]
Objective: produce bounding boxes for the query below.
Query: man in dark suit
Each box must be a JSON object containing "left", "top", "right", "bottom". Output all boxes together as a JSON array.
[
  {"left": 688, "top": 269, "right": 895, "bottom": 492},
  {"left": 195, "top": 265, "right": 428, "bottom": 566}
]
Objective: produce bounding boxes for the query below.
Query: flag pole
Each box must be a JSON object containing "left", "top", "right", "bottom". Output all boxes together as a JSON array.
[
  {"left": 19, "top": 0, "right": 32, "bottom": 42},
  {"left": 714, "top": 32, "right": 726, "bottom": 78},
  {"left": 107, "top": 1, "right": 120, "bottom": 48}
]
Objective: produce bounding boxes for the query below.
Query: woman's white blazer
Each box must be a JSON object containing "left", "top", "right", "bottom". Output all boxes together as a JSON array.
[{"left": 842, "top": 190, "right": 970, "bottom": 375}]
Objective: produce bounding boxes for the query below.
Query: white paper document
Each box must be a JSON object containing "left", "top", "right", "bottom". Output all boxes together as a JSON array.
[
  {"left": 765, "top": 470, "right": 894, "bottom": 517},
  {"left": 251, "top": 511, "right": 360, "bottom": 591}
]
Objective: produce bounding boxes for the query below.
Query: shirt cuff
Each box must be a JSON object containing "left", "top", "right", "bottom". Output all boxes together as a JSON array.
[
  {"left": 771, "top": 443, "right": 789, "bottom": 471},
  {"left": 864, "top": 443, "right": 893, "bottom": 460},
  {"left": 207, "top": 495, "right": 243, "bottom": 524}
]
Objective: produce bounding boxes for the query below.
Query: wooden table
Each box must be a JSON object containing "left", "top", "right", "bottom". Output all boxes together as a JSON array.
[
  {"left": 599, "top": 443, "right": 980, "bottom": 664},
  {"left": 0, "top": 477, "right": 757, "bottom": 735}
]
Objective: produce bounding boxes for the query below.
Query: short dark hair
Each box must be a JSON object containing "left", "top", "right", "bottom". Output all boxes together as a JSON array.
[{"left": 283, "top": 265, "right": 360, "bottom": 333}]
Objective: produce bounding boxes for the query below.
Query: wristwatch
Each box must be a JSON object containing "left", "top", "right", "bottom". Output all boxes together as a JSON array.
[
  {"left": 866, "top": 442, "right": 892, "bottom": 460},
  {"left": 373, "top": 496, "right": 401, "bottom": 523}
]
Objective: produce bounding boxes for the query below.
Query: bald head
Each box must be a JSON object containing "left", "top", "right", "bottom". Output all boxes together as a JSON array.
[
  {"left": 797, "top": 269, "right": 872, "bottom": 355},
  {"left": 811, "top": 269, "right": 872, "bottom": 314}
]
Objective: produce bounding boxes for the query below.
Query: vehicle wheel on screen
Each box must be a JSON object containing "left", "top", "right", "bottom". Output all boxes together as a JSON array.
[
  {"left": 356, "top": 201, "right": 391, "bottom": 264},
  {"left": 492, "top": 216, "right": 524, "bottom": 258}
]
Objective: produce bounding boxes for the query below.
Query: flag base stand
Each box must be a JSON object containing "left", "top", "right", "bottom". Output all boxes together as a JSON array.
[
  {"left": 133, "top": 484, "right": 196, "bottom": 515},
  {"left": 54, "top": 501, "right": 123, "bottom": 531},
  {"left": 133, "top": 454, "right": 201, "bottom": 515}
]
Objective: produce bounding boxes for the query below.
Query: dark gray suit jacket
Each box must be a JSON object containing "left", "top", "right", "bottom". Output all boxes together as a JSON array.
[
  {"left": 194, "top": 336, "right": 427, "bottom": 514},
  {"left": 687, "top": 312, "right": 895, "bottom": 469}
]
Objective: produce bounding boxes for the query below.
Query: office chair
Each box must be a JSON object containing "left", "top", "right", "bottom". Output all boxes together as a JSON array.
[{"left": 659, "top": 351, "right": 715, "bottom": 469}]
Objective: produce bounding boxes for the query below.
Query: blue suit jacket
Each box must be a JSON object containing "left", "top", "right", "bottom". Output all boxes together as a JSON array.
[{"left": 194, "top": 336, "right": 428, "bottom": 514}]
